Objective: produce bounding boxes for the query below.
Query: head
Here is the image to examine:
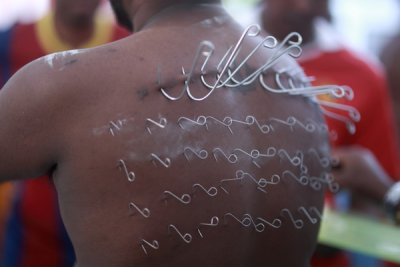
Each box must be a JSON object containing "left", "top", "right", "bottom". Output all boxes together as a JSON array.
[
  {"left": 261, "top": 0, "right": 330, "bottom": 44},
  {"left": 110, "top": 0, "right": 134, "bottom": 32},
  {"left": 109, "top": 0, "right": 221, "bottom": 32},
  {"left": 54, "top": 0, "right": 102, "bottom": 27}
]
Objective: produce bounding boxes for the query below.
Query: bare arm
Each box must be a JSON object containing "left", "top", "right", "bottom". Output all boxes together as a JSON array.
[
  {"left": 331, "top": 146, "right": 393, "bottom": 202},
  {"left": 0, "top": 59, "right": 60, "bottom": 182}
]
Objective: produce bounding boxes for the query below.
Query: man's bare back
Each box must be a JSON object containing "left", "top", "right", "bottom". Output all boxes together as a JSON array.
[{"left": 0, "top": 1, "right": 333, "bottom": 266}]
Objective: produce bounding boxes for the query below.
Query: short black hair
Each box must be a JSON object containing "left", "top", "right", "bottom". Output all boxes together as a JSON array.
[{"left": 109, "top": 0, "right": 133, "bottom": 32}]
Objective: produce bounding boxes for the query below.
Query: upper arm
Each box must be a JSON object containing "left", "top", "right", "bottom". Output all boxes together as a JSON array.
[{"left": 0, "top": 58, "right": 60, "bottom": 181}]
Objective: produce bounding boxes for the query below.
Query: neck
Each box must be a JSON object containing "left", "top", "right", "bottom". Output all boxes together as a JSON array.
[
  {"left": 53, "top": 10, "right": 96, "bottom": 48},
  {"left": 129, "top": 1, "right": 223, "bottom": 32}
]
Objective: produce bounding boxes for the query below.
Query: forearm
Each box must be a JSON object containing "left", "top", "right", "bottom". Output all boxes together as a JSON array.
[{"left": 332, "top": 146, "right": 393, "bottom": 203}]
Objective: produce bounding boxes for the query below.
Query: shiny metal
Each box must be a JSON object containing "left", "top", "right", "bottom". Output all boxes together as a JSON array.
[
  {"left": 184, "top": 147, "right": 209, "bottom": 161},
  {"left": 151, "top": 153, "right": 171, "bottom": 168},
  {"left": 298, "top": 206, "right": 318, "bottom": 224},
  {"left": 140, "top": 239, "right": 159, "bottom": 255},
  {"left": 163, "top": 190, "right": 192, "bottom": 205},
  {"left": 192, "top": 183, "right": 218, "bottom": 197},
  {"left": 118, "top": 159, "right": 135, "bottom": 182},
  {"left": 129, "top": 202, "right": 150, "bottom": 218},
  {"left": 168, "top": 224, "right": 193, "bottom": 244},
  {"left": 146, "top": 117, "right": 167, "bottom": 134},
  {"left": 197, "top": 216, "right": 219, "bottom": 238},
  {"left": 280, "top": 208, "right": 304, "bottom": 229}
]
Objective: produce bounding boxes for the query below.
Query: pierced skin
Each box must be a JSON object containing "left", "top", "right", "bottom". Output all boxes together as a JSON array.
[
  {"left": 136, "top": 88, "right": 150, "bottom": 100},
  {"left": 0, "top": 4, "right": 329, "bottom": 267}
]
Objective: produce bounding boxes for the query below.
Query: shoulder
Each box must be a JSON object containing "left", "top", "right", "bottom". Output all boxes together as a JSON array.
[
  {"left": 307, "top": 47, "right": 386, "bottom": 83},
  {"left": 347, "top": 47, "right": 385, "bottom": 76},
  {"left": 1, "top": 46, "right": 100, "bottom": 110}
]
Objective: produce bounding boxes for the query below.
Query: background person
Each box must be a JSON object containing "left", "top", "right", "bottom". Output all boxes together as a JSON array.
[{"left": 381, "top": 24, "right": 400, "bottom": 147}]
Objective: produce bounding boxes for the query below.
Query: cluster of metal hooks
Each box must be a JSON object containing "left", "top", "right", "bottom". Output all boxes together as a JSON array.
[
  {"left": 269, "top": 116, "right": 328, "bottom": 133},
  {"left": 278, "top": 149, "right": 307, "bottom": 172},
  {"left": 260, "top": 66, "right": 354, "bottom": 99},
  {"left": 309, "top": 173, "right": 340, "bottom": 193},
  {"left": 182, "top": 146, "right": 334, "bottom": 178},
  {"left": 160, "top": 24, "right": 301, "bottom": 101},
  {"left": 178, "top": 115, "right": 272, "bottom": 135},
  {"left": 282, "top": 170, "right": 339, "bottom": 192},
  {"left": 178, "top": 114, "right": 328, "bottom": 135},
  {"left": 317, "top": 100, "right": 361, "bottom": 134},
  {"left": 138, "top": 206, "right": 323, "bottom": 256},
  {"left": 158, "top": 24, "right": 360, "bottom": 134},
  {"left": 308, "top": 148, "right": 330, "bottom": 168},
  {"left": 224, "top": 213, "right": 266, "bottom": 232},
  {"left": 160, "top": 24, "right": 353, "bottom": 105},
  {"left": 183, "top": 146, "right": 278, "bottom": 168},
  {"left": 222, "top": 206, "right": 322, "bottom": 232},
  {"left": 219, "top": 170, "right": 280, "bottom": 194}
]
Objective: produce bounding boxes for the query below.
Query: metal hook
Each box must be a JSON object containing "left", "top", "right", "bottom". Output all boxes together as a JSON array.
[
  {"left": 161, "top": 41, "right": 215, "bottom": 101},
  {"left": 164, "top": 191, "right": 192, "bottom": 205},
  {"left": 168, "top": 224, "right": 193, "bottom": 244},
  {"left": 184, "top": 147, "right": 209, "bottom": 161},
  {"left": 192, "top": 183, "right": 218, "bottom": 197},
  {"left": 146, "top": 117, "right": 167, "bottom": 134},
  {"left": 256, "top": 217, "right": 282, "bottom": 229},
  {"left": 298, "top": 206, "right": 318, "bottom": 224},
  {"left": 198, "top": 216, "right": 219, "bottom": 238},
  {"left": 281, "top": 208, "right": 304, "bottom": 229},
  {"left": 140, "top": 239, "right": 159, "bottom": 255},
  {"left": 118, "top": 159, "right": 135, "bottom": 182},
  {"left": 129, "top": 202, "right": 150, "bottom": 218},
  {"left": 193, "top": 24, "right": 261, "bottom": 101},
  {"left": 151, "top": 154, "right": 171, "bottom": 168},
  {"left": 282, "top": 170, "right": 309, "bottom": 186}
]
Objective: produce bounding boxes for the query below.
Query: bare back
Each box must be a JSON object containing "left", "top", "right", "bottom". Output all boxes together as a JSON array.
[{"left": 0, "top": 6, "right": 330, "bottom": 267}]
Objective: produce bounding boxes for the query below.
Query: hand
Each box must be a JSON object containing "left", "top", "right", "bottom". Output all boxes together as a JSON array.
[{"left": 331, "top": 146, "right": 393, "bottom": 202}]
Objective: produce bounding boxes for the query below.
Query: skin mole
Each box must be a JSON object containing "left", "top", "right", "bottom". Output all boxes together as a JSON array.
[{"left": 137, "top": 88, "right": 149, "bottom": 100}]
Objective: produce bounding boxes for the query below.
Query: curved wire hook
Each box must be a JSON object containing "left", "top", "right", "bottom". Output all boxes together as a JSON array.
[
  {"left": 191, "top": 24, "right": 261, "bottom": 101},
  {"left": 161, "top": 41, "right": 215, "bottom": 101}
]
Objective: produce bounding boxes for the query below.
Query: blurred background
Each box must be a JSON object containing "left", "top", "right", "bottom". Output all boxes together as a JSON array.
[{"left": 0, "top": 0, "right": 399, "bottom": 56}]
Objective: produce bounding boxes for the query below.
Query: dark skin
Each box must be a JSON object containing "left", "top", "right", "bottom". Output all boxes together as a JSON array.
[
  {"left": 331, "top": 146, "right": 393, "bottom": 203},
  {"left": 54, "top": 0, "right": 102, "bottom": 47},
  {"left": 0, "top": 0, "right": 330, "bottom": 265},
  {"left": 261, "top": 0, "right": 330, "bottom": 45}
]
